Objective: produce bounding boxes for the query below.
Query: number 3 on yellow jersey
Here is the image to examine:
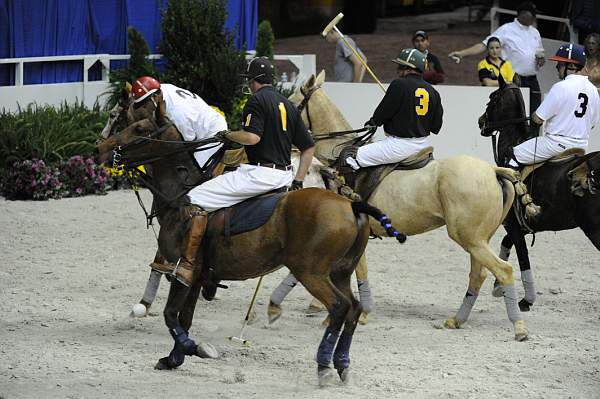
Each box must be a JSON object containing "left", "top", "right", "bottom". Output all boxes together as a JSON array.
[{"left": 415, "top": 88, "right": 429, "bottom": 116}]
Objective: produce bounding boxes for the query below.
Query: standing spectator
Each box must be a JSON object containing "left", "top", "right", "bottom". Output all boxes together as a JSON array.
[
  {"left": 478, "top": 37, "right": 517, "bottom": 86},
  {"left": 582, "top": 33, "right": 600, "bottom": 88},
  {"left": 324, "top": 29, "right": 366, "bottom": 82},
  {"left": 448, "top": 1, "right": 544, "bottom": 132},
  {"left": 412, "top": 30, "right": 445, "bottom": 84}
]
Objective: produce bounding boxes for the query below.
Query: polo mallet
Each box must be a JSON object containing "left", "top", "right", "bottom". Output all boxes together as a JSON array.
[
  {"left": 228, "top": 275, "right": 264, "bottom": 346},
  {"left": 322, "top": 13, "right": 386, "bottom": 93}
]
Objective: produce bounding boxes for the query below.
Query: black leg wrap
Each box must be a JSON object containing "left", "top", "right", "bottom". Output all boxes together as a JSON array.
[
  {"left": 518, "top": 298, "right": 533, "bottom": 312},
  {"left": 155, "top": 343, "right": 185, "bottom": 370}
]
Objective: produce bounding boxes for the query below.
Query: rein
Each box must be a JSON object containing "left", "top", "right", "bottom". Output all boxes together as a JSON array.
[{"left": 296, "top": 83, "right": 376, "bottom": 146}]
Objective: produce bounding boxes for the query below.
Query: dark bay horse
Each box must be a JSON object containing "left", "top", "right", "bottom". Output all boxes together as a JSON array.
[
  {"left": 96, "top": 99, "right": 406, "bottom": 385},
  {"left": 479, "top": 81, "right": 600, "bottom": 311}
]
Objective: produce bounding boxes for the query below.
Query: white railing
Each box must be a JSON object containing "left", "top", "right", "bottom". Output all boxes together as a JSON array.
[
  {"left": 490, "top": 6, "right": 576, "bottom": 42},
  {"left": 0, "top": 53, "right": 316, "bottom": 112}
]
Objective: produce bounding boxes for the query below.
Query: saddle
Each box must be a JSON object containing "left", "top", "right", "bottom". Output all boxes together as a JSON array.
[
  {"left": 354, "top": 146, "right": 434, "bottom": 201},
  {"left": 205, "top": 190, "right": 286, "bottom": 240},
  {"left": 519, "top": 148, "right": 585, "bottom": 182}
]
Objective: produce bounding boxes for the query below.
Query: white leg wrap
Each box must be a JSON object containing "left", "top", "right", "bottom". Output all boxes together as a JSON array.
[
  {"left": 499, "top": 245, "right": 511, "bottom": 261},
  {"left": 521, "top": 269, "right": 536, "bottom": 304},
  {"left": 456, "top": 288, "right": 478, "bottom": 324},
  {"left": 357, "top": 280, "right": 373, "bottom": 313},
  {"left": 269, "top": 273, "right": 298, "bottom": 305},
  {"left": 502, "top": 284, "right": 522, "bottom": 322},
  {"left": 141, "top": 269, "right": 162, "bottom": 304}
]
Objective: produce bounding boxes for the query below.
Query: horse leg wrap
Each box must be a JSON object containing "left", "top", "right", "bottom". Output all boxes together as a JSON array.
[
  {"left": 502, "top": 284, "right": 522, "bottom": 322},
  {"left": 269, "top": 273, "right": 298, "bottom": 305},
  {"left": 141, "top": 269, "right": 162, "bottom": 305},
  {"left": 357, "top": 280, "right": 373, "bottom": 313},
  {"left": 333, "top": 331, "right": 353, "bottom": 370},
  {"left": 456, "top": 288, "right": 478, "bottom": 324},
  {"left": 316, "top": 327, "right": 340, "bottom": 366},
  {"left": 521, "top": 269, "right": 536, "bottom": 304},
  {"left": 499, "top": 245, "right": 511, "bottom": 261},
  {"left": 169, "top": 326, "right": 197, "bottom": 356},
  {"left": 157, "top": 342, "right": 185, "bottom": 369}
]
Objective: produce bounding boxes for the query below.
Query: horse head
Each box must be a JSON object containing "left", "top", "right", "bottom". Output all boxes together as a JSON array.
[
  {"left": 479, "top": 82, "right": 529, "bottom": 166},
  {"left": 289, "top": 70, "right": 355, "bottom": 164},
  {"left": 101, "top": 83, "right": 134, "bottom": 139}
]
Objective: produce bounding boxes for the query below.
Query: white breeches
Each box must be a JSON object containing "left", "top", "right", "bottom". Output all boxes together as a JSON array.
[
  {"left": 512, "top": 134, "right": 587, "bottom": 165},
  {"left": 346, "top": 135, "right": 430, "bottom": 170},
  {"left": 188, "top": 164, "right": 293, "bottom": 212}
]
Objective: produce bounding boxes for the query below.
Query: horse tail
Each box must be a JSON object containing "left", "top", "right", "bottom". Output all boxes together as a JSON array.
[
  {"left": 494, "top": 167, "right": 518, "bottom": 223},
  {"left": 351, "top": 201, "right": 407, "bottom": 243}
]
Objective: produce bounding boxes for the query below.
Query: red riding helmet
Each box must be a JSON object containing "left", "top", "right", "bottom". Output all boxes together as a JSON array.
[{"left": 132, "top": 76, "right": 161, "bottom": 103}]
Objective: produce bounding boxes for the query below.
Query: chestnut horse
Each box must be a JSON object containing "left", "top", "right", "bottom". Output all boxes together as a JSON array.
[
  {"left": 479, "top": 80, "right": 600, "bottom": 310},
  {"left": 282, "top": 71, "right": 529, "bottom": 341},
  {"left": 96, "top": 97, "right": 406, "bottom": 385}
]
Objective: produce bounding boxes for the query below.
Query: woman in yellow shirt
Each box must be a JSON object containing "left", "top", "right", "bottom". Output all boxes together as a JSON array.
[{"left": 478, "top": 37, "right": 517, "bottom": 86}]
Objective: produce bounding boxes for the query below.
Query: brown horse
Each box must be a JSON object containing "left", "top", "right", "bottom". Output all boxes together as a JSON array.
[
  {"left": 96, "top": 97, "right": 406, "bottom": 384},
  {"left": 284, "top": 71, "right": 530, "bottom": 341}
]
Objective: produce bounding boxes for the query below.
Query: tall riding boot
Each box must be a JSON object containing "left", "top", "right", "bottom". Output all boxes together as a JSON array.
[
  {"left": 151, "top": 209, "right": 207, "bottom": 287},
  {"left": 175, "top": 211, "right": 208, "bottom": 287}
]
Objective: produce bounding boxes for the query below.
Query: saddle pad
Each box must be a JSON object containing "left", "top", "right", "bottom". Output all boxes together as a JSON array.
[{"left": 229, "top": 192, "right": 285, "bottom": 236}]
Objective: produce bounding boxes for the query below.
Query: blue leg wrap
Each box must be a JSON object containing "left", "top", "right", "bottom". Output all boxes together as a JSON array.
[
  {"left": 316, "top": 327, "right": 340, "bottom": 366},
  {"left": 166, "top": 342, "right": 185, "bottom": 368},
  {"left": 333, "top": 331, "right": 353, "bottom": 370},
  {"left": 170, "top": 326, "right": 198, "bottom": 356}
]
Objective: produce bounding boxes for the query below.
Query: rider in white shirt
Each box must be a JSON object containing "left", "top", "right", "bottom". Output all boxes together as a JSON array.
[{"left": 509, "top": 43, "right": 600, "bottom": 167}]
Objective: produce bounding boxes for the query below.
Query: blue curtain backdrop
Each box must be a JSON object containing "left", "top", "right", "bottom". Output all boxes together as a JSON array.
[{"left": 0, "top": 0, "right": 257, "bottom": 86}]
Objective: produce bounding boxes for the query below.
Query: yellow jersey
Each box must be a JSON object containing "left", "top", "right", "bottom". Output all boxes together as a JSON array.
[{"left": 478, "top": 57, "right": 515, "bottom": 84}]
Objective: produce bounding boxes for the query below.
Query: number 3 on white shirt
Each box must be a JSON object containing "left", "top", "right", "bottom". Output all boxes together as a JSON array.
[{"left": 415, "top": 88, "right": 429, "bottom": 116}]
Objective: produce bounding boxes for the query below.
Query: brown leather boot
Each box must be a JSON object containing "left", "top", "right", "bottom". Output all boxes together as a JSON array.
[{"left": 150, "top": 208, "right": 207, "bottom": 287}]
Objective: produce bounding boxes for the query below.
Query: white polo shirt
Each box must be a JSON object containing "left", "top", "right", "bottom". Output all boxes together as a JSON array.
[
  {"left": 535, "top": 74, "right": 600, "bottom": 142},
  {"left": 483, "top": 19, "right": 543, "bottom": 77},
  {"left": 160, "top": 83, "right": 228, "bottom": 166}
]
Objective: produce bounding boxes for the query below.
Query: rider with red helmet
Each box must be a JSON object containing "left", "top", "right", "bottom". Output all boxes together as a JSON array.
[{"left": 508, "top": 43, "right": 600, "bottom": 168}]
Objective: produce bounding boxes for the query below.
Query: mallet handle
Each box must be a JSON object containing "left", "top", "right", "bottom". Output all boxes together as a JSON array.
[
  {"left": 243, "top": 275, "right": 264, "bottom": 321},
  {"left": 335, "top": 26, "right": 386, "bottom": 93}
]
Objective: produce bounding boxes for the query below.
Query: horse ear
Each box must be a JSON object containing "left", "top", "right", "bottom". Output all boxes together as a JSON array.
[
  {"left": 498, "top": 73, "right": 507, "bottom": 89},
  {"left": 315, "top": 69, "right": 326, "bottom": 85},
  {"left": 124, "top": 81, "right": 132, "bottom": 94},
  {"left": 303, "top": 74, "right": 316, "bottom": 90}
]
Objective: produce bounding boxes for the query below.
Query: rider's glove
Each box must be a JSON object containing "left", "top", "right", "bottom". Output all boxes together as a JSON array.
[{"left": 290, "top": 180, "right": 304, "bottom": 191}]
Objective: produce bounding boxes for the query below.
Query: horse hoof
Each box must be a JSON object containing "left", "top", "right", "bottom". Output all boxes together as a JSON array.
[
  {"left": 321, "top": 315, "right": 330, "bottom": 327},
  {"left": 154, "top": 357, "right": 175, "bottom": 370},
  {"left": 337, "top": 367, "right": 350, "bottom": 384},
  {"left": 444, "top": 317, "right": 460, "bottom": 329},
  {"left": 267, "top": 303, "right": 282, "bottom": 325},
  {"left": 492, "top": 284, "right": 504, "bottom": 298},
  {"left": 196, "top": 342, "right": 219, "bottom": 359},
  {"left": 306, "top": 298, "right": 325, "bottom": 314},
  {"left": 317, "top": 366, "right": 336, "bottom": 388},
  {"left": 514, "top": 320, "right": 529, "bottom": 342},
  {"left": 358, "top": 312, "right": 369, "bottom": 325},
  {"left": 518, "top": 298, "right": 533, "bottom": 312}
]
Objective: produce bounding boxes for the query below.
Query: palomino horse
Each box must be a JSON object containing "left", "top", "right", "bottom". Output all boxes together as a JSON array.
[
  {"left": 282, "top": 71, "right": 529, "bottom": 341},
  {"left": 96, "top": 96, "right": 406, "bottom": 384},
  {"left": 479, "top": 80, "right": 600, "bottom": 310}
]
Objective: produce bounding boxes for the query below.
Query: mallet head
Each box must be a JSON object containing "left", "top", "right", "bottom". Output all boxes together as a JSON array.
[{"left": 321, "top": 13, "right": 344, "bottom": 37}]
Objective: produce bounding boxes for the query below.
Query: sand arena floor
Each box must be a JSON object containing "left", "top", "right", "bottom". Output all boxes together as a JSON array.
[{"left": 1, "top": 189, "right": 599, "bottom": 398}]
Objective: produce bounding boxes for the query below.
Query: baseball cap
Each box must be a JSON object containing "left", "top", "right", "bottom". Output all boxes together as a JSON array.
[
  {"left": 516, "top": 1, "right": 537, "bottom": 17},
  {"left": 413, "top": 30, "right": 428, "bottom": 41}
]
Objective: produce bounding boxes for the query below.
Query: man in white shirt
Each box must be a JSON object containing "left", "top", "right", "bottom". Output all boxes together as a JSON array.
[
  {"left": 508, "top": 43, "right": 600, "bottom": 167},
  {"left": 449, "top": 1, "right": 544, "bottom": 133}
]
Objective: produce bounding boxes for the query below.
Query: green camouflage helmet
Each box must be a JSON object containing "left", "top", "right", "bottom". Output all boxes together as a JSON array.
[{"left": 392, "top": 48, "right": 427, "bottom": 73}]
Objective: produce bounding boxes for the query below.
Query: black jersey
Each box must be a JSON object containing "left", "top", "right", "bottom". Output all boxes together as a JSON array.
[
  {"left": 242, "top": 86, "right": 314, "bottom": 166},
  {"left": 371, "top": 74, "right": 443, "bottom": 138}
]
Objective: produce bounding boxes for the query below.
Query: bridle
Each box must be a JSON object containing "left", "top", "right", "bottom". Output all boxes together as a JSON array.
[{"left": 295, "top": 83, "right": 376, "bottom": 145}]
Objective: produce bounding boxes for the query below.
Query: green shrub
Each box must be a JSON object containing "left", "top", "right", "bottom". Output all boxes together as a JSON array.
[
  {"left": 0, "top": 102, "right": 106, "bottom": 171},
  {"left": 160, "top": 0, "right": 247, "bottom": 115},
  {"left": 256, "top": 21, "right": 274, "bottom": 60},
  {"left": 106, "top": 27, "right": 160, "bottom": 108}
]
